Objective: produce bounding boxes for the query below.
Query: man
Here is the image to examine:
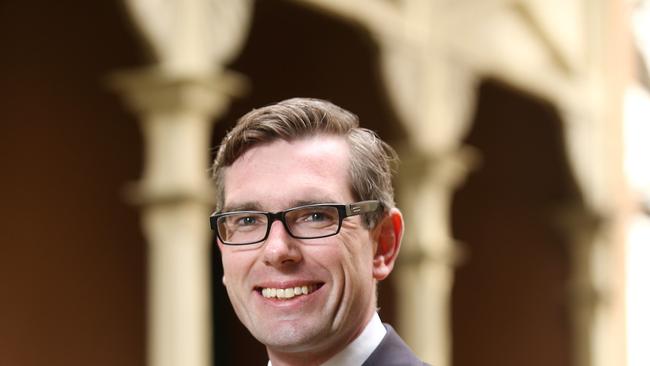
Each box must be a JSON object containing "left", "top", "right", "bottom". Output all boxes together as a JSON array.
[{"left": 210, "top": 98, "right": 428, "bottom": 365}]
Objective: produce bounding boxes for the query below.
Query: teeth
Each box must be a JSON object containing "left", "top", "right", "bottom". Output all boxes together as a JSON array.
[{"left": 261, "top": 285, "right": 315, "bottom": 299}]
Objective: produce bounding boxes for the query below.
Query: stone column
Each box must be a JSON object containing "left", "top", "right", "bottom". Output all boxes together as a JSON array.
[
  {"left": 111, "top": 69, "right": 244, "bottom": 366},
  {"left": 395, "top": 146, "right": 478, "bottom": 366},
  {"left": 112, "top": 1, "right": 253, "bottom": 365}
]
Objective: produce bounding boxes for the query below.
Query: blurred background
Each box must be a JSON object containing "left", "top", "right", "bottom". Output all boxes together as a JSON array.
[{"left": 1, "top": 0, "right": 648, "bottom": 365}]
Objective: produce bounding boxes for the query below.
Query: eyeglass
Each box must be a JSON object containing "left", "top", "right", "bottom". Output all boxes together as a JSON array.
[{"left": 210, "top": 200, "right": 382, "bottom": 246}]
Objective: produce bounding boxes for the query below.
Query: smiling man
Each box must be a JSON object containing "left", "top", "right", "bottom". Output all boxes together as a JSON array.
[{"left": 210, "top": 98, "right": 428, "bottom": 366}]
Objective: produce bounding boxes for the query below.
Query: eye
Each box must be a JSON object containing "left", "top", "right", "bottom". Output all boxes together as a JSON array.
[
  {"left": 236, "top": 216, "right": 258, "bottom": 226},
  {"left": 299, "top": 208, "right": 336, "bottom": 223},
  {"left": 306, "top": 212, "right": 328, "bottom": 222}
]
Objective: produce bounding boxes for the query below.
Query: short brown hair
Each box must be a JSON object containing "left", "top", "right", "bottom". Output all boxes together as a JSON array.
[{"left": 211, "top": 98, "right": 398, "bottom": 226}]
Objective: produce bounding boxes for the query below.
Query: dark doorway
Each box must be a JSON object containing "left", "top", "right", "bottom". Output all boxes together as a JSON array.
[{"left": 451, "top": 80, "right": 578, "bottom": 366}]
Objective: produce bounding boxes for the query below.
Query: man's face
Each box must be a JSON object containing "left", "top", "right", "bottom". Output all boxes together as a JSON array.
[{"left": 219, "top": 136, "right": 379, "bottom": 358}]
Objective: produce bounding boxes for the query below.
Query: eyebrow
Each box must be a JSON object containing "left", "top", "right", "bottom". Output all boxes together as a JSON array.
[
  {"left": 222, "top": 197, "right": 340, "bottom": 213},
  {"left": 222, "top": 202, "right": 262, "bottom": 212}
]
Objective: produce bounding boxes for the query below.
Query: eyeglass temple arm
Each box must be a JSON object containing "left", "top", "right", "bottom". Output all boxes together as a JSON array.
[{"left": 345, "top": 200, "right": 382, "bottom": 217}]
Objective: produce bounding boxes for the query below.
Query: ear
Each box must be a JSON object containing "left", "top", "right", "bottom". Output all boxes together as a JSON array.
[{"left": 372, "top": 208, "right": 404, "bottom": 281}]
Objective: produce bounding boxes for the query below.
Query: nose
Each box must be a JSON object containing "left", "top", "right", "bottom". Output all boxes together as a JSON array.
[{"left": 262, "top": 220, "right": 303, "bottom": 267}]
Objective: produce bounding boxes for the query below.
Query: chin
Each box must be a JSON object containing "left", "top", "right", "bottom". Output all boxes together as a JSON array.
[{"left": 252, "top": 322, "right": 330, "bottom": 352}]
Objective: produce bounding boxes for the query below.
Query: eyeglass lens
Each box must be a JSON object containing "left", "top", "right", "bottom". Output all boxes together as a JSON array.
[{"left": 217, "top": 205, "right": 340, "bottom": 244}]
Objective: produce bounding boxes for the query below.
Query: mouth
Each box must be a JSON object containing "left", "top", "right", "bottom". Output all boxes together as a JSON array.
[{"left": 256, "top": 283, "right": 324, "bottom": 300}]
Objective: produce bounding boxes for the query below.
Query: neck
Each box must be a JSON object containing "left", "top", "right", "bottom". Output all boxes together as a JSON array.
[{"left": 268, "top": 351, "right": 333, "bottom": 366}]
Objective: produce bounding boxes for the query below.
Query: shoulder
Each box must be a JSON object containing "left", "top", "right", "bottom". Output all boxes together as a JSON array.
[{"left": 362, "top": 324, "right": 431, "bottom": 366}]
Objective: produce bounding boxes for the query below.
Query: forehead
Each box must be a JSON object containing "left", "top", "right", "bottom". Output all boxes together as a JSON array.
[{"left": 223, "top": 136, "right": 354, "bottom": 210}]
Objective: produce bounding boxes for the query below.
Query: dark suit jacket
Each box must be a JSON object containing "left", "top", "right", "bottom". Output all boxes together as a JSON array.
[{"left": 362, "top": 324, "right": 431, "bottom": 366}]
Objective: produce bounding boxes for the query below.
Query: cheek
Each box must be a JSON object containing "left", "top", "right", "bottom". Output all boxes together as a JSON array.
[
  {"left": 333, "top": 233, "right": 376, "bottom": 278},
  {"left": 340, "top": 228, "right": 375, "bottom": 255}
]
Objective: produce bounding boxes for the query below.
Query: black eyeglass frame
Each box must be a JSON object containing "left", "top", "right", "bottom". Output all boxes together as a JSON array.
[{"left": 210, "top": 200, "right": 383, "bottom": 246}]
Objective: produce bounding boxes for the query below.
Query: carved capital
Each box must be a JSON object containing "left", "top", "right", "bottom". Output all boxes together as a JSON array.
[
  {"left": 109, "top": 67, "right": 247, "bottom": 117},
  {"left": 398, "top": 144, "right": 481, "bottom": 189}
]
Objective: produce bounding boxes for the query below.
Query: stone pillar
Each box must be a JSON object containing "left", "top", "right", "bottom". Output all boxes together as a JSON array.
[
  {"left": 113, "top": 1, "right": 253, "bottom": 365},
  {"left": 557, "top": 89, "right": 628, "bottom": 366},
  {"left": 110, "top": 69, "right": 244, "bottom": 366},
  {"left": 395, "top": 146, "right": 478, "bottom": 366}
]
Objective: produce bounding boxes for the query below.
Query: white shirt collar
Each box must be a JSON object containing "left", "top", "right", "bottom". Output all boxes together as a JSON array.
[
  {"left": 267, "top": 312, "right": 386, "bottom": 366},
  {"left": 321, "top": 312, "right": 386, "bottom": 366}
]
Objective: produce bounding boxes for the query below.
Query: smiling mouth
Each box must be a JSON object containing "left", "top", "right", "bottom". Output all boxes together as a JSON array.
[{"left": 257, "top": 283, "right": 324, "bottom": 300}]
